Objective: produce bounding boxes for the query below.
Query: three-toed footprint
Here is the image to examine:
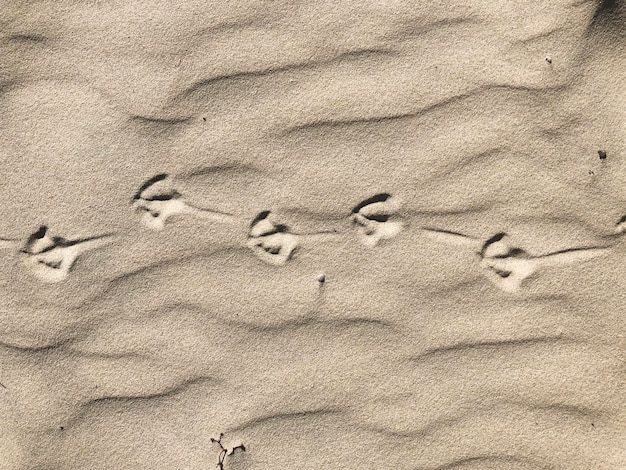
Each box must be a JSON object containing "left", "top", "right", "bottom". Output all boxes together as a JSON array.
[
  {"left": 350, "top": 194, "right": 405, "bottom": 247},
  {"left": 479, "top": 233, "right": 535, "bottom": 293},
  {"left": 133, "top": 172, "right": 408, "bottom": 261},
  {"left": 246, "top": 210, "right": 349, "bottom": 266},
  {"left": 246, "top": 211, "right": 301, "bottom": 266},
  {"left": 129, "top": 173, "right": 614, "bottom": 284},
  {"left": 132, "top": 174, "right": 238, "bottom": 231},
  {"left": 18, "top": 226, "right": 116, "bottom": 283},
  {"left": 479, "top": 233, "right": 610, "bottom": 293}
]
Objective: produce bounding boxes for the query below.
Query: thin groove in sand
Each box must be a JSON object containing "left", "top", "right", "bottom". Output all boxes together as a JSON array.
[
  {"left": 127, "top": 115, "right": 195, "bottom": 125},
  {"left": 228, "top": 408, "right": 343, "bottom": 434},
  {"left": 5, "top": 34, "right": 48, "bottom": 44}
]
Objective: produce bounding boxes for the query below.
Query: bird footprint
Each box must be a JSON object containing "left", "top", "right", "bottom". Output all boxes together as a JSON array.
[
  {"left": 18, "top": 226, "right": 115, "bottom": 283},
  {"left": 351, "top": 194, "right": 405, "bottom": 247},
  {"left": 479, "top": 233, "right": 536, "bottom": 293},
  {"left": 479, "top": 233, "right": 609, "bottom": 293},
  {"left": 247, "top": 211, "right": 300, "bottom": 266},
  {"left": 132, "top": 174, "right": 237, "bottom": 231}
]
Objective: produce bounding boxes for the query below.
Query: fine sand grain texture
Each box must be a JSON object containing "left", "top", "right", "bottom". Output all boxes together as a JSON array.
[{"left": 1, "top": 1, "right": 625, "bottom": 469}]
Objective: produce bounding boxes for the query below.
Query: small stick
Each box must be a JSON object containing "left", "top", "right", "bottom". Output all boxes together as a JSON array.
[{"left": 210, "top": 433, "right": 245, "bottom": 470}]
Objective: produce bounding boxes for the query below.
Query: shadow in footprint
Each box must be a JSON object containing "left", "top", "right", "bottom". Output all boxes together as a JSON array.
[{"left": 131, "top": 173, "right": 171, "bottom": 201}]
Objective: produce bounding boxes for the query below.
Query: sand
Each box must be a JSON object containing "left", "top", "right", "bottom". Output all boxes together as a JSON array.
[{"left": 1, "top": 1, "right": 625, "bottom": 469}]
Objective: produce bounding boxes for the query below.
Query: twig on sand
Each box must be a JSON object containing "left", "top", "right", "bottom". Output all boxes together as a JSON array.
[{"left": 210, "top": 433, "right": 246, "bottom": 470}]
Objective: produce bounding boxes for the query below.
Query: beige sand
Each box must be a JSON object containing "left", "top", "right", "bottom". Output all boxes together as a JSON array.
[{"left": 1, "top": 1, "right": 625, "bottom": 469}]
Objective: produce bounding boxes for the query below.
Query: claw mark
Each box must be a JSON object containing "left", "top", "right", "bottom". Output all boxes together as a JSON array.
[
  {"left": 210, "top": 433, "right": 246, "bottom": 470},
  {"left": 131, "top": 173, "right": 170, "bottom": 202}
]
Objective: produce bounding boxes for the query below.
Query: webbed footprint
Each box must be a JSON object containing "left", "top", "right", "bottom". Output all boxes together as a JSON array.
[
  {"left": 132, "top": 174, "right": 237, "bottom": 230},
  {"left": 479, "top": 233, "right": 610, "bottom": 293},
  {"left": 247, "top": 211, "right": 299, "bottom": 266},
  {"left": 351, "top": 194, "right": 405, "bottom": 247},
  {"left": 479, "top": 233, "right": 536, "bottom": 293},
  {"left": 19, "top": 226, "right": 116, "bottom": 283}
]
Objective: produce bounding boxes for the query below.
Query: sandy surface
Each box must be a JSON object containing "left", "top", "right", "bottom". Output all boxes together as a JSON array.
[{"left": 1, "top": 1, "right": 625, "bottom": 469}]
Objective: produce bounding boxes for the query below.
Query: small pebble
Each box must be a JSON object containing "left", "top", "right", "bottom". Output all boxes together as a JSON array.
[{"left": 598, "top": 150, "right": 607, "bottom": 160}]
